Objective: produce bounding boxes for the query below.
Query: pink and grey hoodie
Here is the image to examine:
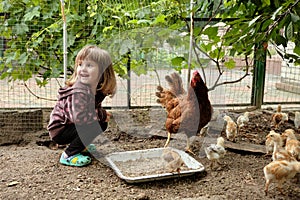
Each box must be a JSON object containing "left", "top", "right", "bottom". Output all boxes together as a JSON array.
[{"left": 47, "top": 80, "right": 107, "bottom": 139}]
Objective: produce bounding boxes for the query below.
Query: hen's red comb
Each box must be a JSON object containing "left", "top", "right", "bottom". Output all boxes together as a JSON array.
[{"left": 193, "top": 70, "right": 200, "bottom": 76}]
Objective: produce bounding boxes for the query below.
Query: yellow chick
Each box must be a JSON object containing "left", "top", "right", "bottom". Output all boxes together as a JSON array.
[
  {"left": 263, "top": 160, "right": 300, "bottom": 196},
  {"left": 204, "top": 137, "right": 226, "bottom": 170},
  {"left": 266, "top": 130, "right": 295, "bottom": 162},
  {"left": 162, "top": 148, "right": 184, "bottom": 174},
  {"left": 265, "top": 130, "right": 285, "bottom": 156},
  {"left": 282, "top": 129, "right": 300, "bottom": 160},
  {"left": 271, "top": 104, "right": 288, "bottom": 129},
  {"left": 237, "top": 111, "right": 250, "bottom": 129},
  {"left": 223, "top": 115, "right": 237, "bottom": 142}
]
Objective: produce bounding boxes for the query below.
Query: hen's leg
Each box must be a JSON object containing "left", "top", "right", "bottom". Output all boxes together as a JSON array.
[
  {"left": 184, "top": 136, "right": 196, "bottom": 156},
  {"left": 164, "top": 132, "right": 171, "bottom": 148}
]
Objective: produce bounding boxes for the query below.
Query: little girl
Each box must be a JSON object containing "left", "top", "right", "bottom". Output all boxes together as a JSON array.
[{"left": 47, "top": 45, "right": 116, "bottom": 167}]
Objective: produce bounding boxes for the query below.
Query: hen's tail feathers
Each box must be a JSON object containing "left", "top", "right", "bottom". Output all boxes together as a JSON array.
[
  {"left": 157, "top": 85, "right": 163, "bottom": 92},
  {"left": 165, "top": 73, "right": 186, "bottom": 96},
  {"left": 156, "top": 73, "right": 185, "bottom": 108},
  {"left": 156, "top": 86, "right": 175, "bottom": 107}
]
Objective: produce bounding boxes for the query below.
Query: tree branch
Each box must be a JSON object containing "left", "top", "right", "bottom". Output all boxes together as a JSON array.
[
  {"left": 23, "top": 82, "right": 57, "bottom": 101},
  {"left": 208, "top": 55, "right": 251, "bottom": 91}
]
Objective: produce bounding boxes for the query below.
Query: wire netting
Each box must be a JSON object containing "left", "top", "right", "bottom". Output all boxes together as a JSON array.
[{"left": 0, "top": 1, "right": 299, "bottom": 110}]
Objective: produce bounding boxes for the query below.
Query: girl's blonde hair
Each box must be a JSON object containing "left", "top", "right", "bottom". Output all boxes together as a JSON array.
[{"left": 66, "top": 45, "right": 116, "bottom": 96}]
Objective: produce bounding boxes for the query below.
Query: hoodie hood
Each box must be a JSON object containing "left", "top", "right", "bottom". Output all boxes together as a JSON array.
[{"left": 57, "top": 80, "right": 94, "bottom": 100}]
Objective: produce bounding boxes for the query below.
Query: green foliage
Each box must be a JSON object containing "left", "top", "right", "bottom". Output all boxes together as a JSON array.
[
  {"left": 221, "top": 0, "right": 300, "bottom": 65},
  {"left": 0, "top": 0, "right": 300, "bottom": 87}
]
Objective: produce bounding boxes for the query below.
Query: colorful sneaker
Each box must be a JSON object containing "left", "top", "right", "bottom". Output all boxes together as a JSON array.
[{"left": 59, "top": 153, "right": 91, "bottom": 167}]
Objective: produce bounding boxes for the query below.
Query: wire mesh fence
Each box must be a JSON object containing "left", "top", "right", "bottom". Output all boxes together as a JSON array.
[
  {"left": 0, "top": 1, "right": 299, "bottom": 110},
  {"left": 0, "top": 63, "right": 299, "bottom": 109},
  {"left": 0, "top": 1, "right": 299, "bottom": 148}
]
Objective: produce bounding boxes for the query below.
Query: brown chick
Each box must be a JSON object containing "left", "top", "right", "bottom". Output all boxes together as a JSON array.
[
  {"left": 223, "top": 115, "right": 237, "bottom": 142},
  {"left": 263, "top": 160, "right": 300, "bottom": 196},
  {"left": 271, "top": 105, "right": 288, "bottom": 129},
  {"left": 236, "top": 111, "right": 250, "bottom": 130},
  {"left": 266, "top": 130, "right": 295, "bottom": 162},
  {"left": 282, "top": 129, "right": 300, "bottom": 160},
  {"left": 265, "top": 131, "right": 285, "bottom": 156},
  {"left": 162, "top": 148, "right": 184, "bottom": 174},
  {"left": 204, "top": 137, "right": 226, "bottom": 170}
]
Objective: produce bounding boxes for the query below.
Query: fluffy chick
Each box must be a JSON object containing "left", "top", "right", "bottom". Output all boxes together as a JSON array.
[
  {"left": 237, "top": 112, "right": 250, "bottom": 129},
  {"left": 265, "top": 131, "right": 285, "bottom": 156},
  {"left": 223, "top": 115, "right": 237, "bottom": 142},
  {"left": 282, "top": 129, "right": 300, "bottom": 160},
  {"left": 205, "top": 137, "right": 226, "bottom": 170},
  {"left": 263, "top": 160, "right": 300, "bottom": 196},
  {"left": 266, "top": 130, "right": 295, "bottom": 162},
  {"left": 271, "top": 105, "right": 288, "bottom": 129},
  {"left": 162, "top": 148, "right": 184, "bottom": 174},
  {"left": 294, "top": 111, "right": 300, "bottom": 129}
]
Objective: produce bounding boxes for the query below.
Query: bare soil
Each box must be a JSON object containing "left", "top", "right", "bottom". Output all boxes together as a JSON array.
[{"left": 0, "top": 108, "right": 300, "bottom": 200}]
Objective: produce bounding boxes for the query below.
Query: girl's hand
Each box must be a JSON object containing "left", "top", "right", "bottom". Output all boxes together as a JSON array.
[{"left": 105, "top": 112, "right": 111, "bottom": 122}]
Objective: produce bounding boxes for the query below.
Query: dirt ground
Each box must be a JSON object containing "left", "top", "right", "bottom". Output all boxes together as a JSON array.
[{"left": 0, "top": 108, "right": 300, "bottom": 200}]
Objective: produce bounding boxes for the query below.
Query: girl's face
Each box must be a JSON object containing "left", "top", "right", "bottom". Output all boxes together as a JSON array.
[{"left": 77, "top": 59, "right": 100, "bottom": 91}]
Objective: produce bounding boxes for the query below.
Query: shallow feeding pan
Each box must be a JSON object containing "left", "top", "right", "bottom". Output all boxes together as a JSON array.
[{"left": 105, "top": 147, "right": 205, "bottom": 183}]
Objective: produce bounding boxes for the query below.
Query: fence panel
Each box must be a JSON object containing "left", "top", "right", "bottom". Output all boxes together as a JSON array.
[{"left": 0, "top": 8, "right": 299, "bottom": 109}]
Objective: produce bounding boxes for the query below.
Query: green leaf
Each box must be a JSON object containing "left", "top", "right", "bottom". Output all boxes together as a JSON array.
[
  {"left": 119, "top": 39, "right": 135, "bottom": 55},
  {"left": 261, "top": 19, "right": 272, "bottom": 31},
  {"left": 202, "top": 26, "right": 218, "bottom": 40},
  {"left": 19, "top": 53, "right": 28, "bottom": 65},
  {"left": 23, "top": 7, "right": 40, "bottom": 21},
  {"left": 171, "top": 57, "right": 185, "bottom": 66},
  {"left": 127, "top": 19, "right": 138, "bottom": 24},
  {"left": 290, "top": 13, "right": 300, "bottom": 22},
  {"left": 262, "top": 0, "right": 270, "bottom": 6},
  {"left": 224, "top": 58, "right": 236, "bottom": 69},
  {"left": 103, "top": 26, "right": 114, "bottom": 33},
  {"left": 274, "top": 35, "right": 287, "bottom": 47},
  {"left": 285, "top": 22, "right": 293, "bottom": 40},
  {"left": 209, "top": 49, "right": 220, "bottom": 59},
  {"left": 14, "top": 23, "right": 29, "bottom": 35},
  {"left": 294, "top": 46, "right": 300, "bottom": 55},
  {"left": 153, "top": 14, "right": 166, "bottom": 25},
  {"left": 200, "top": 43, "right": 213, "bottom": 52}
]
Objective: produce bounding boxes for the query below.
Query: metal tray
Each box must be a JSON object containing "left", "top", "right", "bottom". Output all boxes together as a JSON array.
[{"left": 105, "top": 147, "right": 205, "bottom": 183}]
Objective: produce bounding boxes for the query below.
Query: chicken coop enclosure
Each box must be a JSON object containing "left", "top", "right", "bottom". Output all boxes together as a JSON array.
[
  {"left": 0, "top": 1, "right": 300, "bottom": 145},
  {"left": 0, "top": 46, "right": 299, "bottom": 109}
]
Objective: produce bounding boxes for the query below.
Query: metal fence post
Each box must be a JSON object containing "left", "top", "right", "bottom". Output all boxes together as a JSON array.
[
  {"left": 251, "top": 43, "right": 267, "bottom": 108},
  {"left": 127, "top": 50, "right": 131, "bottom": 109}
]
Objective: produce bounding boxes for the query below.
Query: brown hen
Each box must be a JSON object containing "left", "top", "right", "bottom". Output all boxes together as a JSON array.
[{"left": 156, "top": 71, "right": 213, "bottom": 154}]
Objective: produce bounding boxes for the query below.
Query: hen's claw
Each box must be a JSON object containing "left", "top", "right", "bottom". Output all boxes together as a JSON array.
[{"left": 184, "top": 147, "right": 196, "bottom": 156}]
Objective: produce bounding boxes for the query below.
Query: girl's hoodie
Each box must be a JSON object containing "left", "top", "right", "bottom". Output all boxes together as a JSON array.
[{"left": 47, "top": 80, "right": 107, "bottom": 139}]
